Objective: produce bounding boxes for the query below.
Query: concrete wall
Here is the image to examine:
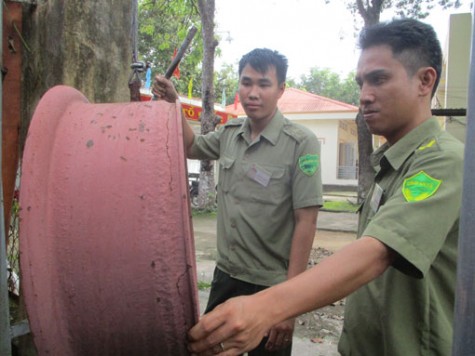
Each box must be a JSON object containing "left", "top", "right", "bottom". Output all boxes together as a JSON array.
[
  {"left": 441, "top": 13, "right": 472, "bottom": 142},
  {"left": 290, "top": 117, "right": 358, "bottom": 187}
]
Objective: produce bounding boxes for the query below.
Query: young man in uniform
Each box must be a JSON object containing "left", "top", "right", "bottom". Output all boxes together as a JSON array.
[
  {"left": 153, "top": 48, "right": 322, "bottom": 355},
  {"left": 187, "top": 19, "right": 464, "bottom": 356}
]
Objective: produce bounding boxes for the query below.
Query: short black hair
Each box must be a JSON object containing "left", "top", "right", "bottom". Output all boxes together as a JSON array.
[
  {"left": 238, "top": 48, "right": 288, "bottom": 85},
  {"left": 358, "top": 18, "right": 442, "bottom": 96}
]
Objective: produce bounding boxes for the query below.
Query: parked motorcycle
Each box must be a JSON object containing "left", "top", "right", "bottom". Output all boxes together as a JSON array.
[{"left": 189, "top": 174, "right": 199, "bottom": 207}]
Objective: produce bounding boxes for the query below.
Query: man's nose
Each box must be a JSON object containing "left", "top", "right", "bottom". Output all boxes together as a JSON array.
[
  {"left": 359, "top": 85, "right": 374, "bottom": 106},
  {"left": 248, "top": 85, "right": 259, "bottom": 99}
]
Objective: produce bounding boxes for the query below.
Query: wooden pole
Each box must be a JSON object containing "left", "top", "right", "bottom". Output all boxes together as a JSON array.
[{"left": 0, "top": 0, "right": 12, "bottom": 354}]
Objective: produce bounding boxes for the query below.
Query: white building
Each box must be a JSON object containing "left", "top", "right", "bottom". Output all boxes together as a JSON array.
[{"left": 435, "top": 12, "right": 472, "bottom": 143}]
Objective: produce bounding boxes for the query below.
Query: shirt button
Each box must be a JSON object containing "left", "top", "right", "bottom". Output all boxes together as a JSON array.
[{"left": 231, "top": 223, "right": 236, "bottom": 228}]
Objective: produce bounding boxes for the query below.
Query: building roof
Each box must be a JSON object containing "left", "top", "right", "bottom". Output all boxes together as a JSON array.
[{"left": 226, "top": 87, "right": 358, "bottom": 116}]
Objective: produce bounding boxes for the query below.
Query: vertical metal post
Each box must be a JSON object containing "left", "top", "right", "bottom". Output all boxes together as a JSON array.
[
  {"left": 452, "top": 7, "right": 475, "bottom": 356},
  {"left": 0, "top": 1, "right": 13, "bottom": 355}
]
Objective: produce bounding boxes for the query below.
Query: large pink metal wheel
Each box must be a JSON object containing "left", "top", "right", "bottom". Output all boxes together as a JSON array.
[{"left": 19, "top": 85, "right": 198, "bottom": 355}]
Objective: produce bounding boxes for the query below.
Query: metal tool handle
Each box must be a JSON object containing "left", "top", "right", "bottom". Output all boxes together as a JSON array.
[{"left": 164, "top": 26, "right": 198, "bottom": 79}]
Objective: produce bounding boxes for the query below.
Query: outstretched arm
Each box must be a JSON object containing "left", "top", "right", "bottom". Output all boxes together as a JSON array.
[
  {"left": 188, "top": 236, "right": 396, "bottom": 355},
  {"left": 152, "top": 75, "right": 195, "bottom": 156}
]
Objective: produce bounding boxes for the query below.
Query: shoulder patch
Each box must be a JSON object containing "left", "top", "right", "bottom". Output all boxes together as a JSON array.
[
  {"left": 299, "top": 154, "right": 319, "bottom": 176},
  {"left": 418, "top": 138, "right": 437, "bottom": 151},
  {"left": 224, "top": 117, "right": 245, "bottom": 127},
  {"left": 283, "top": 122, "right": 313, "bottom": 143},
  {"left": 402, "top": 171, "right": 441, "bottom": 202}
]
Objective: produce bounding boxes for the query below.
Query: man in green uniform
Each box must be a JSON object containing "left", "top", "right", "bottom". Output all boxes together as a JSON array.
[
  {"left": 154, "top": 48, "right": 322, "bottom": 355},
  {"left": 187, "top": 19, "right": 464, "bottom": 356}
]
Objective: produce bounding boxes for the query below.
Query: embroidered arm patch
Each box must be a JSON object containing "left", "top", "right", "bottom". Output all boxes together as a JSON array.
[
  {"left": 402, "top": 171, "right": 441, "bottom": 202},
  {"left": 299, "top": 154, "right": 319, "bottom": 176}
]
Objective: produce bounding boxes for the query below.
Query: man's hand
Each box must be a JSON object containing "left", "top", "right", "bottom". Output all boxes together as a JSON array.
[
  {"left": 265, "top": 318, "right": 295, "bottom": 351},
  {"left": 152, "top": 75, "right": 179, "bottom": 103},
  {"left": 152, "top": 74, "right": 196, "bottom": 154},
  {"left": 188, "top": 295, "right": 272, "bottom": 355}
]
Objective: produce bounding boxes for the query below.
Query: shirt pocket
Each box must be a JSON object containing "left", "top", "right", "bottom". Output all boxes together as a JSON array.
[
  {"left": 243, "top": 163, "right": 289, "bottom": 205},
  {"left": 218, "top": 156, "right": 237, "bottom": 192}
]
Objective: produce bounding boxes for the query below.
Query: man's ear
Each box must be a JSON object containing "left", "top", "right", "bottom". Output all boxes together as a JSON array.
[
  {"left": 418, "top": 67, "right": 437, "bottom": 96},
  {"left": 277, "top": 82, "right": 286, "bottom": 98}
]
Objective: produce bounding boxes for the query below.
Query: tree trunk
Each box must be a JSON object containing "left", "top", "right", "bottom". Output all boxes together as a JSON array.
[
  {"left": 3, "top": 2, "right": 22, "bottom": 242},
  {"left": 21, "top": 0, "right": 135, "bottom": 152},
  {"left": 355, "top": 112, "right": 374, "bottom": 203},
  {"left": 197, "top": 0, "right": 218, "bottom": 211},
  {"left": 354, "top": 0, "right": 383, "bottom": 203}
]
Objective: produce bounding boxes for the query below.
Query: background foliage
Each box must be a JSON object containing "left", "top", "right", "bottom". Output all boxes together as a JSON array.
[
  {"left": 290, "top": 68, "right": 359, "bottom": 106},
  {"left": 138, "top": 0, "right": 203, "bottom": 96},
  {"left": 137, "top": 0, "right": 361, "bottom": 106}
]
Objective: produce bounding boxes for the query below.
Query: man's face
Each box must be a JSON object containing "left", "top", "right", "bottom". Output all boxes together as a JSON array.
[
  {"left": 356, "top": 45, "right": 421, "bottom": 145},
  {"left": 238, "top": 64, "right": 285, "bottom": 123}
]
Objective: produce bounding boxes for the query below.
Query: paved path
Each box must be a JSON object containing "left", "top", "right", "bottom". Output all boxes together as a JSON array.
[{"left": 317, "top": 210, "right": 358, "bottom": 233}]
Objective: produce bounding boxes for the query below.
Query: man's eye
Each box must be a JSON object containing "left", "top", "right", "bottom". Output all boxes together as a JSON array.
[{"left": 372, "top": 76, "right": 386, "bottom": 85}]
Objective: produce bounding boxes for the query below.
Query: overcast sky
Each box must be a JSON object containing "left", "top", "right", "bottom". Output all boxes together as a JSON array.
[{"left": 214, "top": 0, "right": 473, "bottom": 80}]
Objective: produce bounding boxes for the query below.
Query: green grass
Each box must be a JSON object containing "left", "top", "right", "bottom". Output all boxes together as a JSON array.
[
  {"left": 322, "top": 200, "right": 359, "bottom": 213},
  {"left": 191, "top": 208, "right": 217, "bottom": 217},
  {"left": 197, "top": 281, "right": 211, "bottom": 290}
]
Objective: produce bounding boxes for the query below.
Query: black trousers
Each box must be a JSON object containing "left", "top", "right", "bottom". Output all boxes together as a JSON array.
[{"left": 205, "top": 267, "right": 292, "bottom": 356}]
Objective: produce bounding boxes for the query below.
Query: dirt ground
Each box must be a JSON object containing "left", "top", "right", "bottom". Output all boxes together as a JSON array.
[
  {"left": 192, "top": 214, "right": 356, "bottom": 349},
  {"left": 293, "top": 229, "right": 354, "bottom": 346}
]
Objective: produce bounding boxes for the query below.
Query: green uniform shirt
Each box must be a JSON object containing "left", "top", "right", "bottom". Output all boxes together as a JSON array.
[
  {"left": 189, "top": 110, "right": 323, "bottom": 286},
  {"left": 338, "top": 117, "right": 464, "bottom": 356}
]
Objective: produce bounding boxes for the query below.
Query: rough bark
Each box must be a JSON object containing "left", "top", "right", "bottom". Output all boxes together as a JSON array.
[
  {"left": 197, "top": 0, "right": 218, "bottom": 210},
  {"left": 355, "top": 112, "right": 374, "bottom": 204},
  {"left": 3, "top": 2, "right": 22, "bottom": 240},
  {"left": 21, "top": 0, "right": 135, "bottom": 152}
]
